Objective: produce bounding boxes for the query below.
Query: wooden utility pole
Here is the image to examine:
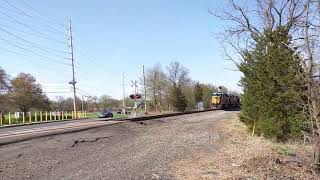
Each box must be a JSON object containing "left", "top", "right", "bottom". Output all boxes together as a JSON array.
[
  {"left": 122, "top": 72, "right": 125, "bottom": 108},
  {"left": 68, "top": 19, "right": 77, "bottom": 114},
  {"left": 143, "top": 65, "right": 147, "bottom": 114}
]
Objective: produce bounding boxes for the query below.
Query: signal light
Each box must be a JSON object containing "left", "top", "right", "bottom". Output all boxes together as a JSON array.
[{"left": 130, "top": 94, "right": 142, "bottom": 99}]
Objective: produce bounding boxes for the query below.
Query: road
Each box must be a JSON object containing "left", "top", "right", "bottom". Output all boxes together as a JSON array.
[
  {"left": 0, "top": 110, "right": 237, "bottom": 180},
  {"left": 0, "top": 118, "right": 120, "bottom": 145}
]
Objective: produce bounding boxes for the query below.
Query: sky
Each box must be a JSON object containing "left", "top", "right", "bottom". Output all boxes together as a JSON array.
[{"left": 0, "top": 0, "right": 242, "bottom": 100}]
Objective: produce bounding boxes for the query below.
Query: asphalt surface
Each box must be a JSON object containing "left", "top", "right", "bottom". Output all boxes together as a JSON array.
[
  {"left": 0, "top": 119, "right": 120, "bottom": 145},
  {"left": 0, "top": 110, "right": 236, "bottom": 180},
  {"left": 0, "top": 117, "right": 112, "bottom": 133}
]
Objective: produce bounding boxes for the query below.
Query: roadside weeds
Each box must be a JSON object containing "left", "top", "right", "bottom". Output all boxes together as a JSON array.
[{"left": 171, "top": 113, "right": 318, "bottom": 179}]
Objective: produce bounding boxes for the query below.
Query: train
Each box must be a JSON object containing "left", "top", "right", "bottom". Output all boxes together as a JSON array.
[{"left": 211, "top": 92, "right": 240, "bottom": 109}]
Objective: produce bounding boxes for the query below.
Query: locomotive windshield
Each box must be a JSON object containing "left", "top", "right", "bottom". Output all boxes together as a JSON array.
[{"left": 212, "top": 92, "right": 222, "bottom": 96}]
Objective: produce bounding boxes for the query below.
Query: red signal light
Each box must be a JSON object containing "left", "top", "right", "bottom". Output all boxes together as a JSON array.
[{"left": 129, "top": 94, "right": 142, "bottom": 99}]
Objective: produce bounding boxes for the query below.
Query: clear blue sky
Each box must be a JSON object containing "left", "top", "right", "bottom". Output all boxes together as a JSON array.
[{"left": 0, "top": 0, "right": 241, "bottom": 100}]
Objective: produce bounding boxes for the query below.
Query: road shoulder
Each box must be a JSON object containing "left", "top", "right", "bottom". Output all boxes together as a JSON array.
[{"left": 170, "top": 113, "right": 317, "bottom": 179}]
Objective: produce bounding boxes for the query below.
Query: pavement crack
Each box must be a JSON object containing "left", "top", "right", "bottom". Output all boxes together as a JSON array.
[
  {"left": 138, "top": 121, "right": 148, "bottom": 125},
  {"left": 16, "top": 153, "right": 23, "bottom": 158},
  {"left": 71, "top": 136, "right": 113, "bottom": 148}
]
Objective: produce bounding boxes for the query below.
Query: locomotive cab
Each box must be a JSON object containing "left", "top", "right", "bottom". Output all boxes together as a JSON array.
[{"left": 212, "top": 92, "right": 223, "bottom": 109}]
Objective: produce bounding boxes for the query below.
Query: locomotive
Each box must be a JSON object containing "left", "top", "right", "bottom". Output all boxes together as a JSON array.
[{"left": 211, "top": 92, "right": 240, "bottom": 109}]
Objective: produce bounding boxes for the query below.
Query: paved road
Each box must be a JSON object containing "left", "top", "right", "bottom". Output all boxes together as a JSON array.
[
  {"left": 0, "top": 110, "right": 237, "bottom": 180},
  {"left": 0, "top": 118, "right": 119, "bottom": 145}
]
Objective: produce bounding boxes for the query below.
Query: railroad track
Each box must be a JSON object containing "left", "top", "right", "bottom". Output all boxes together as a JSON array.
[{"left": 0, "top": 109, "right": 219, "bottom": 146}]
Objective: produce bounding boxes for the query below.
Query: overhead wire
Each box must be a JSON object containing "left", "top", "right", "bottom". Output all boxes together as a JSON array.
[
  {"left": 0, "top": 21, "right": 67, "bottom": 45},
  {"left": 0, "top": 89, "right": 71, "bottom": 94},
  {"left": 0, "top": 26, "right": 68, "bottom": 56},
  {"left": 0, "top": 9, "right": 68, "bottom": 47},
  {"left": 0, "top": 1, "right": 76, "bottom": 97},
  {"left": 0, "top": 36, "right": 69, "bottom": 60},
  {"left": 2, "top": 0, "right": 31, "bottom": 17},
  {"left": 0, "top": 38, "right": 71, "bottom": 66},
  {"left": 1, "top": 0, "right": 67, "bottom": 34},
  {"left": 0, "top": 1, "right": 97, "bottom": 97},
  {"left": 20, "top": 0, "right": 66, "bottom": 28}
]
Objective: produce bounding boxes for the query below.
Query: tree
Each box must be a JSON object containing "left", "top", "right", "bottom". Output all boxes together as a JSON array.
[
  {"left": 51, "top": 96, "right": 81, "bottom": 111},
  {"left": 216, "top": 0, "right": 320, "bottom": 170},
  {"left": 201, "top": 84, "right": 217, "bottom": 109},
  {"left": 0, "top": 67, "right": 9, "bottom": 92},
  {"left": 167, "top": 62, "right": 189, "bottom": 112},
  {"left": 194, "top": 82, "right": 203, "bottom": 103},
  {"left": 0, "top": 67, "right": 10, "bottom": 112},
  {"left": 144, "top": 63, "right": 168, "bottom": 112},
  {"left": 86, "top": 96, "right": 99, "bottom": 112},
  {"left": 170, "top": 83, "right": 187, "bottom": 112},
  {"left": 98, "top": 95, "right": 120, "bottom": 109},
  {"left": 240, "top": 27, "right": 305, "bottom": 141},
  {"left": 10, "top": 73, "right": 50, "bottom": 112}
]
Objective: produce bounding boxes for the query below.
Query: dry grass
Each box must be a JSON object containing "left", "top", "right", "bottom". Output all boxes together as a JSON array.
[{"left": 171, "top": 113, "right": 318, "bottom": 179}]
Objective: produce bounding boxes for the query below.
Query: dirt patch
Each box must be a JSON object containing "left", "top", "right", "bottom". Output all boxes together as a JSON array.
[{"left": 171, "top": 113, "right": 318, "bottom": 179}]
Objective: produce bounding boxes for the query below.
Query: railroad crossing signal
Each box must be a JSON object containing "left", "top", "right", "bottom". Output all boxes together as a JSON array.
[
  {"left": 130, "top": 94, "right": 142, "bottom": 99},
  {"left": 131, "top": 80, "right": 138, "bottom": 88}
]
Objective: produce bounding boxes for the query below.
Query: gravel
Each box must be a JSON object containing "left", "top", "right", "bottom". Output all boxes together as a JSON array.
[{"left": 0, "top": 110, "right": 236, "bottom": 180}]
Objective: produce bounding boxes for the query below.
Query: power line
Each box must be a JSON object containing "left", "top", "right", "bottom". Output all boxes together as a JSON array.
[
  {"left": 0, "top": 90, "right": 71, "bottom": 94},
  {"left": 39, "top": 81, "right": 69, "bottom": 84},
  {"left": 0, "top": 26, "right": 68, "bottom": 55},
  {"left": 0, "top": 21, "right": 67, "bottom": 45},
  {"left": 0, "top": 38, "right": 71, "bottom": 66},
  {"left": 1, "top": 0, "right": 67, "bottom": 34},
  {"left": 0, "top": 9, "right": 67, "bottom": 46},
  {"left": 76, "top": 88, "right": 93, "bottom": 97},
  {"left": 0, "top": 37, "right": 69, "bottom": 60},
  {"left": 2, "top": 0, "right": 31, "bottom": 17},
  {"left": 20, "top": 0, "right": 66, "bottom": 28}
]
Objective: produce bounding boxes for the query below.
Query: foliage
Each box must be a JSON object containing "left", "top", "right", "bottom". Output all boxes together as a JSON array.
[
  {"left": 0, "top": 67, "right": 9, "bottom": 92},
  {"left": 194, "top": 82, "right": 203, "bottom": 102},
  {"left": 239, "top": 27, "right": 305, "bottom": 141},
  {"left": 201, "top": 84, "right": 217, "bottom": 109},
  {"left": 0, "top": 67, "right": 10, "bottom": 112},
  {"left": 170, "top": 83, "right": 187, "bottom": 112},
  {"left": 10, "top": 73, "right": 50, "bottom": 112},
  {"left": 98, "top": 95, "right": 120, "bottom": 109},
  {"left": 144, "top": 63, "right": 168, "bottom": 111},
  {"left": 274, "top": 145, "right": 295, "bottom": 156},
  {"left": 51, "top": 96, "right": 82, "bottom": 111},
  {"left": 166, "top": 62, "right": 190, "bottom": 112}
]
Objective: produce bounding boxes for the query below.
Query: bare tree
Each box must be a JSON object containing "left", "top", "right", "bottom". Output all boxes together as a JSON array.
[{"left": 145, "top": 63, "right": 167, "bottom": 112}]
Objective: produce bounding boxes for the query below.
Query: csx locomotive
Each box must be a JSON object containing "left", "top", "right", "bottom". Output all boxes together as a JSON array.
[{"left": 211, "top": 92, "right": 240, "bottom": 109}]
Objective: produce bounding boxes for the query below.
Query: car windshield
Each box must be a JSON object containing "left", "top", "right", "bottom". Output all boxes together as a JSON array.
[{"left": 102, "top": 109, "right": 111, "bottom": 113}]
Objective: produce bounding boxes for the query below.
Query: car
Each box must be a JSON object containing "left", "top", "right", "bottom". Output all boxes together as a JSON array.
[
  {"left": 98, "top": 109, "right": 113, "bottom": 118},
  {"left": 116, "top": 108, "right": 131, "bottom": 114}
]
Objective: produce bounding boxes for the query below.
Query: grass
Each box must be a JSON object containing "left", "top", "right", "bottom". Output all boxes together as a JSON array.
[
  {"left": 273, "top": 145, "right": 295, "bottom": 156},
  {"left": 0, "top": 110, "right": 131, "bottom": 126}
]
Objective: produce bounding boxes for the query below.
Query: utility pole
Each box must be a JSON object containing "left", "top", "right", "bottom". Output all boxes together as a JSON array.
[
  {"left": 68, "top": 19, "right": 77, "bottom": 114},
  {"left": 122, "top": 72, "right": 125, "bottom": 108},
  {"left": 131, "top": 80, "right": 138, "bottom": 117},
  {"left": 81, "top": 94, "right": 84, "bottom": 112},
  {"left": 122, "top": 72, "right": 126, "bottom": 114},
  {"left": 142, "top": 65, "right": 147, "bottom": 114}
]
